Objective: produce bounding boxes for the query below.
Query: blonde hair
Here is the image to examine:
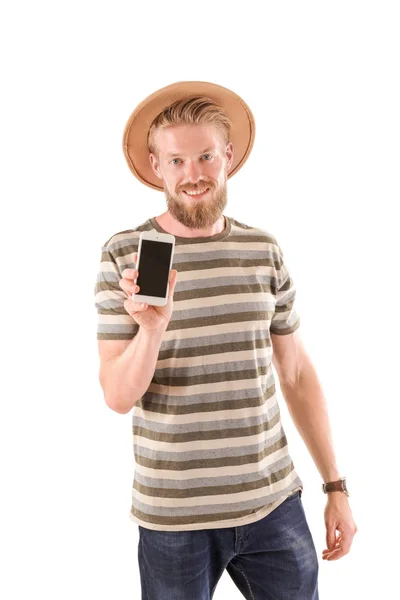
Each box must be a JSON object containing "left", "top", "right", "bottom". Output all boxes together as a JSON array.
[{"left": 147, "top": 96, "right": 232, "bottom": 155}]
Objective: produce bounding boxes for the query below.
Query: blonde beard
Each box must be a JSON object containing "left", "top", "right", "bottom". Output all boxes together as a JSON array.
[{"left": 164, "top": 184, "right": 228, "bottom": 229}]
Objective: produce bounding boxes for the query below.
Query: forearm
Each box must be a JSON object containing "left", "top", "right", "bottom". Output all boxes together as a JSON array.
[
  {"left": 106, "top": 326, "right": 166, "bottom": 414},
  {"left": 280, "top": 359, "right": 341, "bottom": 483}
]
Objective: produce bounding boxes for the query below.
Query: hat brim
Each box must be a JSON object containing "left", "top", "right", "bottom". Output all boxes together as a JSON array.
[{"left": 122, "top": 81, "right": 255, "bottom": 191}]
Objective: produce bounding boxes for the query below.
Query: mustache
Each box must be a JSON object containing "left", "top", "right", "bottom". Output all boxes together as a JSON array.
[{"left": 178, "top": 181, "right": 215, "bottom": 193}]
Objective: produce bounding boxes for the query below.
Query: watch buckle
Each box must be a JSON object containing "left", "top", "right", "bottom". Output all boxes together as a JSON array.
[{"left": 340, "top": 477, "right": 350, "bottom": 497}]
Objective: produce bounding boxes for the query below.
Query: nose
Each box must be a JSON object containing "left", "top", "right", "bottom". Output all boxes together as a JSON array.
[{"left": 183, "top": 159, "right": 204, "bottom": 184}]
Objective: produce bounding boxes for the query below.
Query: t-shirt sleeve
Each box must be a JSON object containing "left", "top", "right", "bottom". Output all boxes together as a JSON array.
[
  {"left": 269, "top": 241, "right": 301, "bottom": 336},
  {"left": 94, "top": 242, "right": 140, "bottom": 341}
]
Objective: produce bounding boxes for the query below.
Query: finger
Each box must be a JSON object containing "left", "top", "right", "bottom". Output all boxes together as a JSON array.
[
  {"left": 122, "top": 252, "right": 139, "bottom": 279},
  {"left": 130, "top": 284, "right": 140, "bottom": 297},
  {"left": 326, "top": 524, "right": 337, "bottom": 551},
  {"left": 324, "top": 547, "right": 346, "bottom": 560},
  {"left": 324, "top": 531, "right": 352, "bottom": 560},
  {"left": 322, "top": 540, "right": 341, "bottom": 554},
  {"left": 322, "top": 530, "right": 340, "bottom": 559},
  {"left": 132, "top": 303, "right": 147, "bottom": 312},
  {"left": 123, "top": 297, "right": 147, "bottom": 314},
  {"left": 322, "top": 538, "right": 341, "bottom": 552},
  {"left": 323, "top": 549, "right": 340, "bottom": 560},
  {"left": 331, "top": 530, "right": 352, "bottom": 558},
  {"left": 322, "top": 547, "right": 341, "bottom": 560},
  {"left": 322, "top": 544, "right": 340, "bottom": 558},
  {"left": 121, "top": 268, "right": 138, "bottom": 280},
  {"left": 119, "top": 279, "right": 140, "bottom": 296}
]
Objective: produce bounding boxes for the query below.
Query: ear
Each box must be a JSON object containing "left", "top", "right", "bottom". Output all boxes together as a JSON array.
[
  {"left": 225, "top": 142, "right": 234, "bottom": 171},
  {"left": 149, "top": 153, "right": 163, "bottom": 180}
]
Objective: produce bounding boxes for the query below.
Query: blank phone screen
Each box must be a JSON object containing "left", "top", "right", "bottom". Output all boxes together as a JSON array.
[{"left": 136, "top": 239, "right": 173, "bottom": 298}]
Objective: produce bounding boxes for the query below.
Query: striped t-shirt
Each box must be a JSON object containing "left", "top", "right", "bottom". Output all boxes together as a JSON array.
[{"left": 94, "top": 214, "right": 303, "bottom": 531}]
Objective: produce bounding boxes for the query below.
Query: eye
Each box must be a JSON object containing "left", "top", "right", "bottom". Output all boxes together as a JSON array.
[
  {"left": 171, "top": 158, "right": 181, "bottom": 165},
  {"left": 202, "top": 154, "right": 212, "bottom": 160}
]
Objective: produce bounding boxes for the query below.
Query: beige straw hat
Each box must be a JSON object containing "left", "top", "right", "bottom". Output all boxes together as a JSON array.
[{"left": 122, "top": 81, "right": 256, "bottom": 191}]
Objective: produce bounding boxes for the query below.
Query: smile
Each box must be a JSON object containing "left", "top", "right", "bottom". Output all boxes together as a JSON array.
[{"left": 183, "top": 188, "right": 210, "bottom": 198}]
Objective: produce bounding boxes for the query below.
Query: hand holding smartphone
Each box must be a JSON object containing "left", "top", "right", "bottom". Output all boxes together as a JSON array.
[
  {"left": 119, "top": 231, "right": 178, "bottom": 332},
  {"left": 134, "top": 230, "right": 175, "bottom": 306}
]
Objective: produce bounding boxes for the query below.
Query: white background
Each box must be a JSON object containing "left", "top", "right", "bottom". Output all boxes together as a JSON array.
[{"left": 1, "top": 1, "right": 399, "bottom": 598}]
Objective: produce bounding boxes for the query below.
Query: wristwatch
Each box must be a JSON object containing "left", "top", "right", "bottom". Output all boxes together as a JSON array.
[{"left": 322, "top": 477, "right": 349, "bottom": 497}]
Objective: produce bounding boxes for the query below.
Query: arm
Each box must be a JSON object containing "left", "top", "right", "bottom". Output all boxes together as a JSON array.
[
  {"left": 99, "top": 326, "right": 166, "bottom": 414},
  {"left": 271, "top": 329, "right": 340, "bottom": 483},
  {"left": 268, "top": 236, "right": 340, "bottom": 481},
  {"left": 95, "top": 240, "right": 166, "bottom": 414},
  {"left": 269, "top": 238, "right": 357, "bottom": 560},
  {"left": 272, "top": 329, "right": 358, "bottom": 560}
]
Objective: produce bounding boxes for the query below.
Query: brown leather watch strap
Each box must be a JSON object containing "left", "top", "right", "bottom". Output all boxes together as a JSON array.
[{"left": 322, "top": 477, "right": 349, "bottom": 496}]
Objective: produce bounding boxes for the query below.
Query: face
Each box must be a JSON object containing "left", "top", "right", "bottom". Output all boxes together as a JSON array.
[{"left": 149, "top": 124, "right": 234, "bottom": 229}]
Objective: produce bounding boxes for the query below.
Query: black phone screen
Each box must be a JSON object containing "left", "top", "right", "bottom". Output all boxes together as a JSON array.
[{"left": 136, "top": 239, "right": 173, "bottom": 298}]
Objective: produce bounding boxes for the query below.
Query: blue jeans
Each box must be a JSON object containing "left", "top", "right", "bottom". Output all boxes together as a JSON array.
[{"left": 138, "top": 490, "right": 319, "bottom": 599}]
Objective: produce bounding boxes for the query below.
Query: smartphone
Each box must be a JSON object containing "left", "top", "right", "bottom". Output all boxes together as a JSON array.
[{"left": 132, "top": 230, "right": 175, "bottom": 307}]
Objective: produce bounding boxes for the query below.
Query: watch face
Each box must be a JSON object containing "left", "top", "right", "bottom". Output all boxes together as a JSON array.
[{"left": 342, "top": 478, "right": 349, "bottom": 493}]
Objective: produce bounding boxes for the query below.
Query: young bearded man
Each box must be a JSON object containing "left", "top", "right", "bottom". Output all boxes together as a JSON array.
[{"left": 94, "top": 81, "right": 357, "bottom": 600}]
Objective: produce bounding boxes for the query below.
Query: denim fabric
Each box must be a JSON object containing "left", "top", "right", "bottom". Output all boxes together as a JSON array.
[{"left": 138, "top": 490, "right": 319, "bottom": 599}]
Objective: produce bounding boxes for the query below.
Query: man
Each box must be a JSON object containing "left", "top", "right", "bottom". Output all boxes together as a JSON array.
[{"left": 94, "top": 81, "right": 357, "bottom": 600}]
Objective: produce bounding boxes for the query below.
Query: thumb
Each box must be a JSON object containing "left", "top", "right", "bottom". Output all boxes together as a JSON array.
[{"left": 168, "top": 269, "right": 178, "bottom": 297}]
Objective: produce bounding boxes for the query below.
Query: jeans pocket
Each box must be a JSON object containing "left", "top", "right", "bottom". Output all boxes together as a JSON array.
[{"left": 288, "top": 490, "right": 301, "bottom": 500}]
